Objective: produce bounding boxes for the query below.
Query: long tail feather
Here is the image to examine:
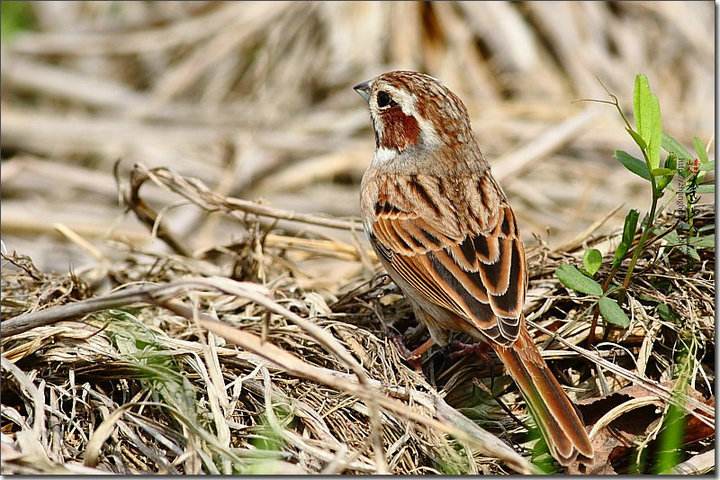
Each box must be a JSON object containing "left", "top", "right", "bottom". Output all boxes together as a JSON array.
[{"left": 493, "top": 325, "right": 593, "bottom": 466}]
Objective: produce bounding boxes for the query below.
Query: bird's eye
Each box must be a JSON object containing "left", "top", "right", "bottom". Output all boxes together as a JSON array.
[{"left": 376, "top": 91, "right": 396, "bottom": 109}]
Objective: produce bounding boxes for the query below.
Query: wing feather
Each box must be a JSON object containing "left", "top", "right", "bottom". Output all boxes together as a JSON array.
[{"left": 368, "top": 174, "right": 527, "bottom": 345}]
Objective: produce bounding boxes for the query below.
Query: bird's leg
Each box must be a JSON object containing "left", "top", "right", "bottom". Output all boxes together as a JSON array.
[
  {"left": 407, "top": 337, "right": 434, "bottom": 359},
  {"left": 390, "top": 336, "right": 433, "bottom": 371},
  {"left": 449, "top": 340, "right": 491, "bottom": 362}
]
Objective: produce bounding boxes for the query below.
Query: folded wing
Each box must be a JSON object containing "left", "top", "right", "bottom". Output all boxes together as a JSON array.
[{"left": 369, "top": 173, "right": 527, "bottom": 345}]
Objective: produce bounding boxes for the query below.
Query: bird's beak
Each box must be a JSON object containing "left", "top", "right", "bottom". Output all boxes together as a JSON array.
[{"left": 353, "top": 79, "right": 372, "bottom": 103}]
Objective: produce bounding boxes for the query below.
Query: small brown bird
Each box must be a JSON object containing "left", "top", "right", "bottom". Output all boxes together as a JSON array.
[{"left": 355, "top": 71, "right": 593, "bottom": 466}]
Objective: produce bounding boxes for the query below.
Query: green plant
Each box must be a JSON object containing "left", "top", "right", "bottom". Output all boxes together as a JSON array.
[
  {"left": 106, "top": 309, "right": 198, "bottom": 420},
  {"left": 240, "top": 408, "right": 292, "bottom": 474},
  {"left": 556, "top": 74, "right": 714, "bottom": 338},
  {"left": 1, "top": 1, "right": 35, "bottom": 43},
  {"left": 528, "top": 426, "right": 556, "bottom": 475},
  {"left": 653, "top": 337, "right": 694, "bottom": 473}
]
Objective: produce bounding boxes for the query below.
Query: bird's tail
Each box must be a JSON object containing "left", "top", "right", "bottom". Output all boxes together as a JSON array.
[{"left": 493, "top": 325, "right": 593, "bottom": 466}]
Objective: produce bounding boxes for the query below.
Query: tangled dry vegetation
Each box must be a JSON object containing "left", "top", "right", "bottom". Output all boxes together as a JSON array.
[
  {"left": 1, "top": 164, "right": 715, "bottom": 474},
  {"left": 0, "top": 1, "right": 715, "bottom": 476}
]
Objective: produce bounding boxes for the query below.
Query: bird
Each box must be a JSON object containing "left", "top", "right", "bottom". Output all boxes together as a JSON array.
[{"left": 354, "top": 70, "right": 593, "bottom": 466}]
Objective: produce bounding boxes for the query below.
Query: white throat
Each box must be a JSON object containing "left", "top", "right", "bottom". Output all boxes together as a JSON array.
[{"left": 372, "top": 147, "right": 398, "bottom": 167}]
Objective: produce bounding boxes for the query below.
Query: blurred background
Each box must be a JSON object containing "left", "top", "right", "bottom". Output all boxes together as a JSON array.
[{"left": 0, "top": 1, "right": 714, "bottom": 276}]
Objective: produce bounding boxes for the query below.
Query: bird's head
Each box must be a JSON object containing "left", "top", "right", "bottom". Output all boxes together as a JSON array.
[{"left": 354, "top": 71, "right": 473, "bottom": 162}]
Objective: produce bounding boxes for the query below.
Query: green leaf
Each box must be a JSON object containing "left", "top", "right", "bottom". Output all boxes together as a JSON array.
[
  {"left": 626, "top": 127, "right": 647, "bottom": 151},
  {"left": 599, "top": 296, "right": 630, "bottom": 328},
  {"left": 614, "top": 150, "right": 651, "bottom": 181},
  {"left": 664, "top": 230, "right": 680, "bottom": 245},
  {"left": 664, "top": 153, "right": 677, "bottom": 171},
  {"left": 582, "top": 249, "right": 602, "bottom": 277},
  {"left": 656, "top": 176, "right": 672, "bottom": 194},
  {"left": 662, "top": 133, "right": 693, "bottom": 161},
  {"left": 657, "top": 153, "right": 677, "bottom": 193},
  {"left": 1, "top": 1, "right": 35, "bottom": 44},
  {"left": 651, "top": 168, "right": 674, "bottom": 177},
  {"left": 689, "top": 234, "right": 714, "bottom": 249},
  {"left": 686, "top": 245, "right": 701, "bottom": 261},
  {"left": 555, "top": 264, "right": 603, "bottom": 296},
  {"left": 612, "top": 209, "right": 639, "bottom": 268},
  {"left": 655, "top": 402, "right": 686, "bottom": 474},
  {"left": 692, "top": 137, "right": 709, "bottom": 164},
  {"left": 653, "top": 166, "right": 675, "bottom": 194},
  {"left": 665, "top": 230, "right": 701, "bottom": 260},
  {"left": 633, "top": 74, "right": 662, "bottom": 170},
  {"left": 657, "top": 303, "right": 680, "bottom": 323}
]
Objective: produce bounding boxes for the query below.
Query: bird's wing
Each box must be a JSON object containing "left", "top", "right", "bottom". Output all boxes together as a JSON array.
[{"left": 368, "top": 173, "right": 526, "bottom": 345}]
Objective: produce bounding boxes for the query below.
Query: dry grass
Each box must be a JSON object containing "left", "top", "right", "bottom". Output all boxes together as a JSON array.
[
  {"left": 1, "top": 164, "right": 714, "bottom": 474},
  {"left": 0, "top": 1, "right": 715, "bottom": 475}
]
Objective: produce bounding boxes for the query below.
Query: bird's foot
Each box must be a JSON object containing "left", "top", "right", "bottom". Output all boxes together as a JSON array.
[
  {"left": 449, "top": 340, "right": 491, "bottom": 362},
  {"left": 390, "top": 336, "right": 433, "bottom": 371}
]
